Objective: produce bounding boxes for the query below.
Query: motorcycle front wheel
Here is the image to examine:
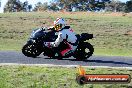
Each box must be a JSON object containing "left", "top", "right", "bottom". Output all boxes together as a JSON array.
[{"left": 22, "top": 43, "right": 42, "bottom": 58}]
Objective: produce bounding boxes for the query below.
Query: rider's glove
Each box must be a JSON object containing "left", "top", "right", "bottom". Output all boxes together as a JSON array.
[{"left": 51, "top": 42, "right": 56, "bottom": 47}]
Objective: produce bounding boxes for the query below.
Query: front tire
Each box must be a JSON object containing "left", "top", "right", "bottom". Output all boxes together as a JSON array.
[
  {"left": 74, "top": 42, "right": 94, "bottom": 60},
  {"left": 22, "top": 43, "right": 42, "bottom": 57}
]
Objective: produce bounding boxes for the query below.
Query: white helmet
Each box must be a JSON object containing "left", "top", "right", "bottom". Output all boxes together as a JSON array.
[{"left": 54, "top": 18, "right": 66, "bottom": 31}]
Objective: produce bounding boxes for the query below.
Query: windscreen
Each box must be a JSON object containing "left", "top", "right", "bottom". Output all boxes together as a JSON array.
[{"left": 30, "top": 28, "right": 45, "bottom": 39}]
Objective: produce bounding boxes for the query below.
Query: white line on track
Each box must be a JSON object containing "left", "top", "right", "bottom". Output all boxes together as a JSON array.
[{"left": 0, "top": 63, "right": 132, "bottom": 70}]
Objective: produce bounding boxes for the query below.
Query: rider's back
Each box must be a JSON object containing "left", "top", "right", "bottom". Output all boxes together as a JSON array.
[{"left": 59, "top": 26, "right": 77, "bottom": 44}]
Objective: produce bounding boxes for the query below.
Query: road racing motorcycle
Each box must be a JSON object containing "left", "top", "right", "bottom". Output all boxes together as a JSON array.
[{"left": 22, "top": 26, "right": 94, "bottom": 60}]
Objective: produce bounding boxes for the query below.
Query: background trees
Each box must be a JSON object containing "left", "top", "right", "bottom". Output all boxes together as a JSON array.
[
  {"left": 0, "top": 0, "right": 1, "bottom": 7},
  {"left": 33, "top": 2, "right": 48, "bottom": 12},
  {"left": 125, "top": 0, "right": 132, "bottom": 12},
  {"left": 4, "top": 0, "right": 32, "bottom": 12},
  {"left": 4, "top": 0, "right": 132, "bottom": 12}
]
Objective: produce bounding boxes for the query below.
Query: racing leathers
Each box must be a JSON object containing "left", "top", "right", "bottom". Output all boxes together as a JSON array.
[{"left": 44, "top": 26, "right": 78, "bottom": 56}]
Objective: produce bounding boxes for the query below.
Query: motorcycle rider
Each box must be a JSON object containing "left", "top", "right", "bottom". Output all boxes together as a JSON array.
[{"left": 44, "top": 18, "right": 78, "bottom": 57}]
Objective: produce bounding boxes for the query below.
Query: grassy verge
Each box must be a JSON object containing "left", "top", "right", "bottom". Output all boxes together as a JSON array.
[
  {"left": 0, "top": 12, "right": 132, "bottom": 56},
  {"left": 95, "top": 48, "right": 132, "bottom": 57},
  {"left": 0, "top": 65, "right": 132, "bottom": 88}
]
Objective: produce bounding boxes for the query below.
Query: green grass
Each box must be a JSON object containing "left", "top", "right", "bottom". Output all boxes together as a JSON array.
[
  {"left": 95, "top": 48, "right": 132, "bottom": 57},
  {"left": 0, "top": 65, "right": 132, "bottom": 88},
  {"left": 0, "top": 12, "right": 132, "bottom": 56}
]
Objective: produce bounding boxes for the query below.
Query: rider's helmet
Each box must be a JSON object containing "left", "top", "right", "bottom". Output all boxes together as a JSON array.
[{"left": 54, "top": 18, "right": 66, "bottom": 31}]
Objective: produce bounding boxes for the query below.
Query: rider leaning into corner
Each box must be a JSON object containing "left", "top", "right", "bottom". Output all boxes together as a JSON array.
[{"left": 44, "top": 18, "right": 78, "bottom": 57}]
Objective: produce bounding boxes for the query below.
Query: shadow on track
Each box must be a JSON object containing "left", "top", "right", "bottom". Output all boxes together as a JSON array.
[
  {"left": 84, "top": 60, "right": 132, "bottom": 66},
  {"left": 43, "top": 57, "right": 132, "bottom": 66}
]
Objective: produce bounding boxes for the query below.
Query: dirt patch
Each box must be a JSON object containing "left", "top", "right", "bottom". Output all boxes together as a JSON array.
[
  {"left": 124, "top": 30, "right": 132, "bottom": 35},
  {"left": 64, "top": 12, "right": 132, "bottom": 17}
]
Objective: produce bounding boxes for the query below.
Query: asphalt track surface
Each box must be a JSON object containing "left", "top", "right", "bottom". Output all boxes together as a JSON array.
[{"left": 0, "top": 51, "right": 132, "bottom": 67}]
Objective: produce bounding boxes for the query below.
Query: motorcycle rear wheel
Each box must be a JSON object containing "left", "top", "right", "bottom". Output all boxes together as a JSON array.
[{"left": 74, "top": 42, "right": 94, "bottom": 60}]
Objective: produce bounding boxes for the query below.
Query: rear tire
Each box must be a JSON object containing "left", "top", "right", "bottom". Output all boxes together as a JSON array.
[
  {"left": 74, "top": 42, "right": 94, "bottom": 60},
  {"left": 22, "top": 43, "right": 42, "bottom": 57}
]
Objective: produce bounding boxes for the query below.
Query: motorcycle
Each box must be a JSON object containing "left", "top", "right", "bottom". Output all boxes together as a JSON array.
[{"left": 22, "top": 27, "right": 94, "bottom": 60}]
